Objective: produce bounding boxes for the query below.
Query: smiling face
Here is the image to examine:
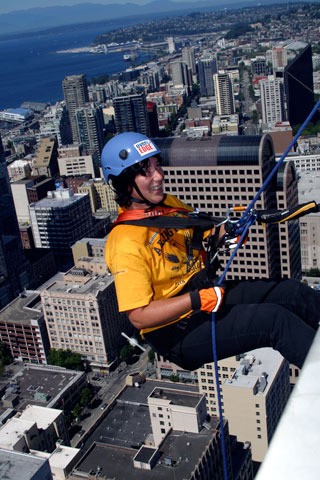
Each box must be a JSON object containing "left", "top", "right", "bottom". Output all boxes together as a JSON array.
[{"left": 130, "top": 156, "right": 165, "bottom": 208}]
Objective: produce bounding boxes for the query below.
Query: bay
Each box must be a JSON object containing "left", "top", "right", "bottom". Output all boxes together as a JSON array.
[{"left": 0, "top": 19, "right": 154, "bottom": 110}]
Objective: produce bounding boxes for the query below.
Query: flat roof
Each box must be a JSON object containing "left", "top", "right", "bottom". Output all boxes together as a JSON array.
[
  {"left": 0, "top": 449, "right": 49, "bottom": 479},
  {"left": 0, "top": 293, "right": 43, "bottom": 325},
  {"left": 149, "top": 386, "right": 202, "bottom": 408},
  {"left": 7, "top": 365, "right": 84, "bottom": 412},
  {"left": 45, "top": 271, "right": 113, "bottom": 296},
  {"left": 223, "top": 348, "right": 284, "bottom": 392},
  {"left": 75, "top": 421, "right": 220, "bottom": 479}
]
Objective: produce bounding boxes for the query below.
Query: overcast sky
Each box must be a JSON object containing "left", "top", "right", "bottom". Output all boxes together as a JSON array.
[{"left": 0, "top": 0, "right": 199, "bottom": 15}]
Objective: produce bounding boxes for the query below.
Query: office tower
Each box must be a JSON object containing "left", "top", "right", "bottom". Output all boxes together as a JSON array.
[
  {"left": 198, "top": 349, "right": 290, "bottom": 463},
  {"left": 58, "top": 151, "right": 97, "bottom": 178},
  {"left": 38, "top": 103, "right": 72, "bottom": 146},
  {"left": 146, "top": 101, "right": 160, "bottom": 137},
  {"left": 75, "top": 105, "right": 105, "bottom": 159},
  {"left": 29, "top": 188, "right": 94, "bottom": 254},
  {"left": 182, "top": 46, "right": 197, "bottom": 76},
  {"left": 156, "top": 134, "right": 301, "bottom": 280},
  {"left": 62, "top": 74, "right": 89, "bottom": 143},
  {"left": 78, "top": 178, "right": 117, "bottom": 213},
  {"left": 259, "top": 75, "right": 286, "bottom": 127},
  {"left": 72, "top": 236, "right": 111, "bottom": 274},
  {"left": 297, "top": 170, "right": 320, "bottom": 272},
  {"left": 272, "top": 46, "right": 288, "bottom": 70},
  {"left": 166, "top": 36, "right": 175, "bottom": 53},
  {"left": 7, "top": 159, "right": 32, "bottom": 182},
  {"left": 0, "top": 134, "right": 30, "bottom": 307},
  {"left": 170, "top": 59, "right": 191, "bottom": 88},
  {"left": 276, "top": 160, "right": 301, "bottom": 278},
  {"left": 41, "top": 268, "right": 131, "bottom": 370},
  {"left": 0, "top": 292, "right": 50, "bottom": 364},
  {"left": 214, "top": 72, "right": 235, "bottom": 115},
  {"left": 32, "top": 136, "right": 59, "bottom": 178},
  {"left": 113, "top": 93, "right": 150, "bottom": 135},
  {"left": 198, "top": 54, "right": 217, "bottom": 97},
  {"left": 284, "top": 44, "right": 316, "bottom": 128},
  {"left": 251, "top": 57, "right": 268, "bottom": 76}
]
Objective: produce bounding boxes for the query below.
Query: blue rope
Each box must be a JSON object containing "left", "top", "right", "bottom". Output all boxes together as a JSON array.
[{"left": 210, "top": 98, "right": 320, "bottom": 480}]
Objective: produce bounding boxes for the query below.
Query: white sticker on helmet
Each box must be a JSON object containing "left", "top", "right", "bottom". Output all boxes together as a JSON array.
[{"left": 133, "top": 139, "right": 157, "bottom": 156}]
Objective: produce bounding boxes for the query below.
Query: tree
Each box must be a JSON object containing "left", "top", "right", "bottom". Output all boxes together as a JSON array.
[
  {"left": 148, "top": 349, "right": 155, "bottom": 363},
  {"left": 0, "top": 342, "right": 13, "bottom": 368},
  {"left": 120, "top": 344, "right": 135, "bottom": 363},
  {"left": 80, "top": 387, "right": 93, "bottom": 407},
  {"left": 47, "top": 349, "right": 84, "bottom": 371},
  {"left": 72, "top": 404, "right": 82, "bottom": 420}
]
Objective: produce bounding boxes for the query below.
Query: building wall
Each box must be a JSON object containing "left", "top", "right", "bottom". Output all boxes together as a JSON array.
[
  {"left": 156, "top": 135, "right": 301, "bottom": 281},
  {"left": 41, "top": 271, "right": 130, "bottom": 370}
]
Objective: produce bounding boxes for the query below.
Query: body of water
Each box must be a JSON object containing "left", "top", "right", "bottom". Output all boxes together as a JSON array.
[{"left": 0, "top": 19, "right": 153, "bottom": 110}]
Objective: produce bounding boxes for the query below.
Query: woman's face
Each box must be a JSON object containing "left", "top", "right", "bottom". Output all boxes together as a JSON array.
[{"left": 131, "top": 156, "right": 165, "bottom": 207}]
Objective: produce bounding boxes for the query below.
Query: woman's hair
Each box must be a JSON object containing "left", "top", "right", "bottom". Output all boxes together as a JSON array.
[{"left": 109, "top": 155, "right": 163, "bottom": 207}]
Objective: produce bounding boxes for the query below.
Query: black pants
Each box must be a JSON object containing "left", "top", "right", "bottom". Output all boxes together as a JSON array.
[{"left": 144, "top": 279, "right": 320, "bottom": 370}]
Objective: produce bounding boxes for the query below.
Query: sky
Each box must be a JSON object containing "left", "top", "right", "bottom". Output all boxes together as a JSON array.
[{"left": 0, "top": 0, "right": 198, "bottom": 15}]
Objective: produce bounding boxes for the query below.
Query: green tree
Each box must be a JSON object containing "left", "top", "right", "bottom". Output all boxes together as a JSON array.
[
  {"left": 0, "top": 342, "right": 13, "bottom": 367},
  {"left": 148, "top": 349, "right": 155, "bottom": 363},
  {"left": 47, "top": 349, "right": 84, "bottom": 371},
  {"left": 80, "top": 387, "right": 93, "bottom": 407},
  {"left": 120, "top": 344, "right": 135, "bottom": 363},
  {"left": 72, "top": 404, "right": 82, "bottom": 419}
]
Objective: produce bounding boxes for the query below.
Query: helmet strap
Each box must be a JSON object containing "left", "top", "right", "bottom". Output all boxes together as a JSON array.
[{"left": 131, "top": 179, "right": 160, "bottom": 209}]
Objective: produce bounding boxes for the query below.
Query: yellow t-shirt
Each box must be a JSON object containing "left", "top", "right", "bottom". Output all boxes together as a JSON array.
[{"left": 105, "top": 195, "right": 206, "bottom": 333}]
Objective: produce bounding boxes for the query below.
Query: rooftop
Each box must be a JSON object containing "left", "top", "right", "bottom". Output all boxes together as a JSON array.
[
  {"left": 0, "top": 293, "right": 43, "bottom": 325},
  {"left": 0, "top": 448, "right": 50, "bottom": 479},
  {"left": 149, "top": 386, "right": 202, "bottom": 408},
  {"left": 224, "top": 348, "right": 284, "bottom": 393},
  {"left": 1, "top": 364, "right": 84, "bottom": 413}
]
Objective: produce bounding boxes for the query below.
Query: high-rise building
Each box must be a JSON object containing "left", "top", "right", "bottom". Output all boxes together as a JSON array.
[
  {"left": 146, "top": 101, "right": 160, "bottom": 137},
  {"left": 197, "top": 55, "right": 217, "bottom": 97},
  {"left": 41, "top": 268, "right": 131, "bottom": 371},
  {"left": 113, "top": 93, "right": 150, "bottom": 135},
  {"left": 32, "top": 136, "right": 59, "bottom": 178},
  {"left": 272, "top": 46, "right": 288, "bottom": 71},
  {"left": 198, "top": 349, "right": 290, "bottom": 463},
  {"left": 29, "top": 188, "right": 94, "bottom": 254},
  {"left": 182, "top": 46, "right": 197, "bottom": 76},
  {"left": 78, "top": 178, "right": 117, "bottom": 213},
  {"left": 284, "top": 44, "right": 316, "bottom": 128},
  {"left": 251, "top": 57, "right": 268, "bottom": 77},
  {"left": 155, "top": 135, "right": 301, "bottom": 280},
  {"left": 0, "top": 292, "right": 50, "bottom": 364},
  {"left": 38, "top": 103, "right": 72, "bottom": 146},
  {"left": 166, "top": 36, "right": 175, "bottom": 54},
  {"left": 62, "top": 74, "right": 89, "bottom": 143},
  {"left": 75, "top": 105, "right": 105, "bottom": 159},
  {"left": 170, "top": 59, "right": 192, "bottom": 89},
  {"left": 259, "top": 75, "right": 286, "bottom": 127},
  {"left": 0, "top": 134, "right": 31, "bottom": 307},
  {"left": 214, "top": 72, "right": 235, "bottom": 115}
]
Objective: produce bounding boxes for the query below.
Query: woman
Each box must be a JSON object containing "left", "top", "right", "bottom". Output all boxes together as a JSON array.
[{"left": 102, "top": 132, "right": 319, "bottom": 371}]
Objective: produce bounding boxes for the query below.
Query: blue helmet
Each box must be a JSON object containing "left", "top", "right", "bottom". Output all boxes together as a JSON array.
[{"left": 101, "top": 132, "right": 161, "bottom": 182}]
